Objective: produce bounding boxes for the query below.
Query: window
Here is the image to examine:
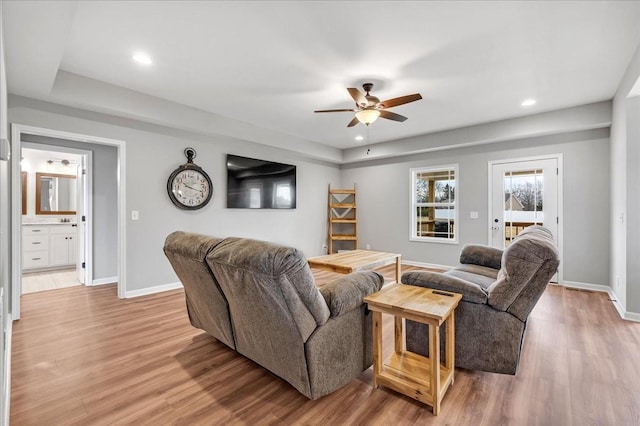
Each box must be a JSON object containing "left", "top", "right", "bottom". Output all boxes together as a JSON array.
[{"left": 410, "top": 165, "right": 458, "bottom": 243}]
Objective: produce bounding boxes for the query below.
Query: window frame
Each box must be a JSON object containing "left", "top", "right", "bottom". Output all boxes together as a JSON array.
[{"left": 409, "top": 164, "right": 459, "bottom": 244}]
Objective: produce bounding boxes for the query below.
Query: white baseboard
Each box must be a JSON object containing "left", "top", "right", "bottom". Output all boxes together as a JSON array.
[
  {"left": 402, "top": 260, "right": 452, "bottom": 271},
  {"left": 91, "top": 276, "right": 118, "bottom": 286},
  {"left": 623, "top": 310, "right": 640, "bottom": 322},
  {"left": 560, "top": 280, "right": 640, "bottom": 323},
  {"left": 3, "top": 314, "right": 12, "bottom": 426},
  {"left": 560, "top": 280, "right": 612, "bottom": 293},
  {"left": 124, "top": 282, "right": 183, "bottom": 298}
]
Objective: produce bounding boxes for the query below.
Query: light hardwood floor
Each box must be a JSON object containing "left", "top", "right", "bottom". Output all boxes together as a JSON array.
[{"left": 10, "top": 265, "right": 640, "bottom": 425}]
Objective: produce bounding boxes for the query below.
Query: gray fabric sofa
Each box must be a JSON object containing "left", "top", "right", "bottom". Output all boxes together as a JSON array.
[
  {"left": 163, "top": 231, "right": 384, "bottom": 399},
  {"left": 401, "top": 225, "right": 559, "bottom": 374}
]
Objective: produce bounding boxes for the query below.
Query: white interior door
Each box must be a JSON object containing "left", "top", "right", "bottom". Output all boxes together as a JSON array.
[
  {"left": 489, "top": 157, "right": 560, "bottom": 281},
  {"left": 76, "top": 158, "right": 86, "bottom": 284}
]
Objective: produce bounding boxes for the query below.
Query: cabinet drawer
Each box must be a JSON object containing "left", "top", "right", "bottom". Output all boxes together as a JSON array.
[
  {"left": 22, "top": 226, "right": 49, "bottom": 235},
  {"left": 23, "top": 235, "right": 49, "bottom": 251},
  {"left": 50, "top": 225, "right": 77, "bottom": 235},
  {"left": 22, "top": 251, "right": 49, "bottom": 269}
]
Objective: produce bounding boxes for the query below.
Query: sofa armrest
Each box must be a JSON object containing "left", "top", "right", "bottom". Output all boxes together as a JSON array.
[
  {"left": 401, "top": 271, "right": 488, "bottom": 304},
  {"left": 459, "top": 244, "right": 503, "bottom": 270},
  {"left": 320, "top": 271, "right": 384, "bottom": 317}
]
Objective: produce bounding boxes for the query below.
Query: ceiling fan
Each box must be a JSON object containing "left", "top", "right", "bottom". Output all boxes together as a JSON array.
[{"left": 314, "top": 83, "right": 422, "bottom": 127}]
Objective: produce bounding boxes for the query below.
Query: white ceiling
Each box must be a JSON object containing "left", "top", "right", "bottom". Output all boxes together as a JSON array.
[{"left": 3, "top": 1, "right": 640, "bottom": 152}]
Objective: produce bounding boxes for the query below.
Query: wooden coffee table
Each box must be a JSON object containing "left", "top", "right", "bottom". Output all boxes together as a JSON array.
[
  {"left": 363, "top": 284, "right": 462, "bottom": 415},
  {"left": 307, "top": 249, "right": 401, "bottom": 283}
]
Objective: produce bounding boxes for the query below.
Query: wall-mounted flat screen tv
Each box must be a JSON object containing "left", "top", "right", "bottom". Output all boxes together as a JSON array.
[{"left": 226, "top": 154, "right": 297, "bottom": 209}]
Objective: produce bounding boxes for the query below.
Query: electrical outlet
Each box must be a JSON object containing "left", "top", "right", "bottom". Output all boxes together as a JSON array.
[
  {"left": 470, "top": 211, "right": 479, "bottom": 219},
  {"left": 366, "top": 244, "right": 371, "bottom": 250},
  {"left": 131, "top": 210, "right": 139, "bottom": 221}
]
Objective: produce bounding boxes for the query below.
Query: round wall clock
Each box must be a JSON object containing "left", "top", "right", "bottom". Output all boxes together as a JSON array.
[{"left": 167, "top": 147, "right": 213, "bottom": 210}]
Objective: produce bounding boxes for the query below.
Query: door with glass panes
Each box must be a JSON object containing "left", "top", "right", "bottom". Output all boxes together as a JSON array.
[{"left": 489, "top": 157, "right": 559, "bottom": 280}]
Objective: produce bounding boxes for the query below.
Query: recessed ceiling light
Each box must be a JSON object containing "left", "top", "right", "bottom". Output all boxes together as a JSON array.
[
  {"left": 355, "top": 135, "right": 364, "bottom": 141},
  {"left": 133, "top": 52, "right": 153, "bottom": 65},
  {"left": 521, "top": 99, "right": 536, "bottom": 107}
]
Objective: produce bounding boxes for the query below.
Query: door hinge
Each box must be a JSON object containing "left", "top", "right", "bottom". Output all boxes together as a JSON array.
[
  {"left": 82, "top": 168, "right": 87, "bottom": 175},
  {"left": 556, "top": 168, "right": 559, "bottom": 175},
  {"left": 82, "top": 215, "right": 86, "bottom": 222},
  {"left": 557, "top": 217, "right": 559, "bottom": 224},
  {"left": 82, "top": 262, "right": 86, "bottom": 269}
]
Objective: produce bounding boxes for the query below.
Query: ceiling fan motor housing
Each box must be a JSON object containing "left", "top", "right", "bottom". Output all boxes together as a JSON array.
[{"left": 362, "top": 83, "right": 380, "bottom": 107}]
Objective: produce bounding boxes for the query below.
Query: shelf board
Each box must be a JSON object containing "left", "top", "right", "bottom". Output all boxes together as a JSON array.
[
  {"left": 330, "top": 219, "right": 357, "bottom": 223},
  {"left": 330, "top": 203, "right": 357, "bottom": 208},
  {"left": 376, "top": 351, "right": 453, "bottom": 406},
  {"left": 330, "top": 189, "right": 356, "bottom": 195},
  {"left": 330, "top": 235, "right": 357, "bottom": 240}
]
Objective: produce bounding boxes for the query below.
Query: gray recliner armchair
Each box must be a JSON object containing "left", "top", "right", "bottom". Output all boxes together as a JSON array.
[{"left": 401, "top": 225, "right": 559, "bottom": 374}]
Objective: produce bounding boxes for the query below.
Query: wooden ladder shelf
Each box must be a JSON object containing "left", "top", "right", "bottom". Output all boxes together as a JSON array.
[{"left": 328, "top": 185, "right": 357, "bottom": 254}]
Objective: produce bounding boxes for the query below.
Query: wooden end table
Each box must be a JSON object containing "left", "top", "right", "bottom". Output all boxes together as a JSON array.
[
  {"left": 307, "top": 249, "right": 401, "bottom": 283},
  {"left": 363, "top": 284, "right": 462, "bottom": 415}
]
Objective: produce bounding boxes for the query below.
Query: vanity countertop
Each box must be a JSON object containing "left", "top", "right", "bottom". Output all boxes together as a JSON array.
[{"left": 22, "top": 221, "right": 77, "bottom": 226}]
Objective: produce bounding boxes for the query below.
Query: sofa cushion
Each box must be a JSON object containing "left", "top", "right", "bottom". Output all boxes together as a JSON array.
[
  {"left": 319, "top": 271, "right": 383, "bottom": 317},
  {"left": 206, "top": 237, "right": 331, "bottom": 398},
  {"left": 448, "top": 265, "right": 498, "bottom": 290},
  {"left": 163, "top": 231, "right": 235, "bottom": 349},
  {"left": 207, "top": 237, "right": 330, "bottom": 334},
  {"left": 402, "top": 270, "right": 488, "bottom": 304},
  {"left": 459, "top": 244, "right": 503, "bottom": 270},
  {"left": 487, "top": 226, "right": 559, "bottom": 312}
]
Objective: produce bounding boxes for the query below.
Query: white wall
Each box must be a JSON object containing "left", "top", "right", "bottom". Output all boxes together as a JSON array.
[
  {"left": 611, "top": 43, "right": 640, "bottom": 318},
  {"left": 0, "top": 0, "right": 10, "bottom": 421},
  {"left": 342, "top": 128, "right": 611, "bottom": 286},
  {"left": 8, "top": 96, "right": 341, "bottom": 293},
  {"left": 627, "top": 95, "right": 640, "bottom": 315}
]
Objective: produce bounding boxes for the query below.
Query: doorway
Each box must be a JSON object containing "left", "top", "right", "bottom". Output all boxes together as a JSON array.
[
  {"left": 11, "top": 124, "right": 126, "bottom": 320},
  {"left": 20, "top": 144, "right": 90, "bottom": 293},
  {"left": 488, "top": 155, "right": 562, "bottom": 281}
]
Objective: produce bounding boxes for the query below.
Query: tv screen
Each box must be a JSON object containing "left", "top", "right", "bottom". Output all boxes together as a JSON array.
[{"left": 226, "top": 154, "right": 297, "bottom": 209}]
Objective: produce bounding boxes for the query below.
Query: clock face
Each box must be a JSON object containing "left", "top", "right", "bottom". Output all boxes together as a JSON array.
[{"left": 167, "top": 166, "right": 213, "bottom": 210}]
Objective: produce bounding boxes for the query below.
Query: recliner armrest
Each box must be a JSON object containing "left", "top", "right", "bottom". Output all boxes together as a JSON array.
[
  {"left": 319, "top": 271, "right": 384, "bottom": 317},
  {"left": 401, "top": 271, "right": 488, "bottom": 304},
  {"left": 459, "top": 244, "right": 503, "bottom": 270}
]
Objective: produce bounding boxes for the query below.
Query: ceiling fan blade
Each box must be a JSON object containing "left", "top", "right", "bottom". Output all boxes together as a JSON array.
[
  {"left": 314, "top": 108, "right": 357, "bottom": 113},
  {"left": 347, "top": 116, "right": 360, "bottom": 127},
  {"left": 347, "top": 88, "right": 367, "bottom": 106},
  {"left": 379, "top": 93, "right": 422, "bottom": 109},
  {"left": 379, "top": 110, "right": 408, "bottom": 122}
]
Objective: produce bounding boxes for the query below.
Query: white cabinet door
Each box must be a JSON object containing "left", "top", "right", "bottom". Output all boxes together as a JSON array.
[
  {"left": 68, "top": 233, "right": 77, "bottom": 264},
  {"left": 49, "top": 234, "right": 71, "bottom": 266}
]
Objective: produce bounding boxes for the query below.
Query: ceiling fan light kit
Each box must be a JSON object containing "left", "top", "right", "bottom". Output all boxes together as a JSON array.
[
  {"left": 315, "top": 82, "right": 422, "bottom": 127},
  {"left": 355, "top": 109, "right": 381, "bottom": 125}
]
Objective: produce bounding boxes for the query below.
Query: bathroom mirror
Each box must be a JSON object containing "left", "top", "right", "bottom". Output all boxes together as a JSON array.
[{"left": 35, "top": 172, "right": 77, "bottom": 215}]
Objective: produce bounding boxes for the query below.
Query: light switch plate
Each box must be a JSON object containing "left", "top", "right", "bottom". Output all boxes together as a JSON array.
[{"left": 131, "top": 210, "right": 139, "bottom": 221}]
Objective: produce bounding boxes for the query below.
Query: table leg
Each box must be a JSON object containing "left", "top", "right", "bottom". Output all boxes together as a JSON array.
[
  {"left": 372, "top": 311, "right": 382, "bottom": 388},
  {"left": 445, "top": 311, "right": 455, "bottom": 384},
  {"left": 394, "top": 317, "right": 403, "bottom": 354},
  {"left": 429, "top": 322, "right": 441, "bottom": 415},
  {"left": 395, "top": 255, "right": 402, "bottom": 283}
]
